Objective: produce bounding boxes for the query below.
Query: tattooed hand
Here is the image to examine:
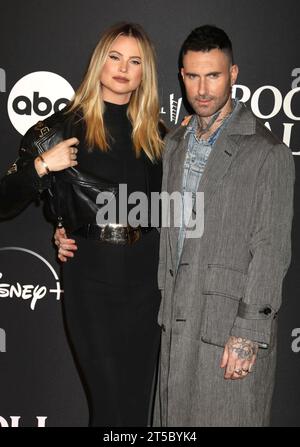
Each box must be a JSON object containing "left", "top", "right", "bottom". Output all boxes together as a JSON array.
[{"left": 220, "top": 336, "right": 258, "bottom": 380}]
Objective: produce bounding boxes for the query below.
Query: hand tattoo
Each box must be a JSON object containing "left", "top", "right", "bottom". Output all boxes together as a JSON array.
[{"left": 228, "top": 336, "right": 258, "bottom": 361}]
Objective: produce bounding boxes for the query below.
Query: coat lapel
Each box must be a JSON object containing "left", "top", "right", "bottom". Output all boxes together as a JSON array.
[
  {"left": 194, "top": 102, "right": 256, "bottom": 217},
  {"left": 194, "top": 132, "right": 239, "bottom": 215},
  {"left": 166, "top": 102, "right": 257, "bottom": 265},
  {"left": 166, "top": 126, "right": 189, "bottom": 265}
]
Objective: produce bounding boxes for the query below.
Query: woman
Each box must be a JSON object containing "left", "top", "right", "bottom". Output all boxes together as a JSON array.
[{"left": 0, "top": 23, "right": 164, "bottom": 426}]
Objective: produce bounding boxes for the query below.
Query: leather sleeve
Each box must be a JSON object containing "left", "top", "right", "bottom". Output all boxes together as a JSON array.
[{"left": 0, "top": 129, "right": 51, "bottom": 221}]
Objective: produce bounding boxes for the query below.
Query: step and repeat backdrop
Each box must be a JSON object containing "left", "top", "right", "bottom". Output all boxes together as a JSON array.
[{"left": 0, "top": 0, "right": 299, "bottom": 427}]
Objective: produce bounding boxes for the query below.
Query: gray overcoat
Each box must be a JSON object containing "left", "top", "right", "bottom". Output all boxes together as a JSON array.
[{"left": 153, "top": 102, "right": 295, "bottom": 427}]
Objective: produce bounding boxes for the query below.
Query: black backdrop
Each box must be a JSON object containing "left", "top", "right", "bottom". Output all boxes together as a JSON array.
[{"left": 0, "top": 0, "right": 299, "bottom": 427}]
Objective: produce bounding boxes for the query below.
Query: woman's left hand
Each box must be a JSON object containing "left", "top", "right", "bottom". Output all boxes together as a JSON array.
[{"left": 54, "top": 226, "right": 78, "bottom": 262}]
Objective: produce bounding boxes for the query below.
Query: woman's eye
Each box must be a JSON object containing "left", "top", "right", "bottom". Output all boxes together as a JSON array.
[
  {"left": 131, "top": 60, "right": 141, "bottom": 65},
  {"left": 109, "top": 54, "right": 119, "bottom": 60}
]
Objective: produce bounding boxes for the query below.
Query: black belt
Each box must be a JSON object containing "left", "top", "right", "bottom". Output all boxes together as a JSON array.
[{"left": 73, "top": 223, "right": 154, "bottom": 245}]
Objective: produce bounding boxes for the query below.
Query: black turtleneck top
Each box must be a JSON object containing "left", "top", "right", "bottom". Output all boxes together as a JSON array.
[{"left": 76, "top": 101, "right": 147, "bottom": 199}]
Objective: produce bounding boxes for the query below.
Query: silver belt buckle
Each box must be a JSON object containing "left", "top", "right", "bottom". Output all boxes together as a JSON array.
[
  {"left": 98, "top": 224, "right": 141, "bottom": 245},
  {"left": 99, "top": 224, "right": 126, "bottom": 245}
]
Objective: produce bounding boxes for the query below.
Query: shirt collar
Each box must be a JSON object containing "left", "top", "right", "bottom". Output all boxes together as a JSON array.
[{"left": 184, "top": 99, "right": 239, "bottom": 144}]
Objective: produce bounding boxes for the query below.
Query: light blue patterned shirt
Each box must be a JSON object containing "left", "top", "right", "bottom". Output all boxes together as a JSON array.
[{"left": 176, "top": 102, "right": 238, "bottom": 269}]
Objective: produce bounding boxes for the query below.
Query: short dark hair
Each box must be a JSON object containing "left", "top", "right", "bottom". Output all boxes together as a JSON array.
[{"left": 180, "top": 25, "right": 234, "bottom": 66}]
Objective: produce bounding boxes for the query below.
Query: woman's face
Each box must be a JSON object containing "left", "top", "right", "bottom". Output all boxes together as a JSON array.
[{"left": 100, "top": 35, "right": 143, "bottom": 104}]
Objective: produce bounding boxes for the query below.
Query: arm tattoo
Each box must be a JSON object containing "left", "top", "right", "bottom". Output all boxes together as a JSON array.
[{"left": 228, "top": 336, "right": 258, "bottom": 360}]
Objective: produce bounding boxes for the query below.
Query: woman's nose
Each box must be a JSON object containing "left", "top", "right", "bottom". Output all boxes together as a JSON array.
[{"left": 119, "top": 61, "right": 128, "bottom": 73}]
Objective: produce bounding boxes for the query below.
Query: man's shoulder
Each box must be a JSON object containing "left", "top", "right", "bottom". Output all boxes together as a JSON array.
[
  {"left": 249, "top": 114, "right": 293, "bottom": 164},
  {"left": 234, "top": 103, "right": 289, "bottom": 152},
  {"left": 164, "top": 123, "right": 187, "bottom": 144},
  {"left": 254, "top": 116, "right": 284, "bottom": 147}
]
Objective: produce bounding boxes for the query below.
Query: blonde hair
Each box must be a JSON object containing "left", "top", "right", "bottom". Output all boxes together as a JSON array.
[{"left": 66, "top": 22, "right": 164, "bottom": 161}]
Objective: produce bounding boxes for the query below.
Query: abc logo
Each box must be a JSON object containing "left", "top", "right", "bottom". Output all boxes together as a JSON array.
[{"left": 7, "top": 71, "right": 75, "bottom": 135}]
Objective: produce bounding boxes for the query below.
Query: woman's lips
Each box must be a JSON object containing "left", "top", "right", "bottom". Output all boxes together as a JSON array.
[{"left": 113, "top": 76, "right": 130, "bottom": 83}]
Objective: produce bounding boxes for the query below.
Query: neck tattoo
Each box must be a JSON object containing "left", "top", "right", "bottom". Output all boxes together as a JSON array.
[{"left": 196, "top": 101, "right": 233, "bottom": 140}]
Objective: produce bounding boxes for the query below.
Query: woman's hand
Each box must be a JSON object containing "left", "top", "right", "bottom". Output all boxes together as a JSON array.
[
  {"left": 181, "top": 115, "right": 192, "bottom": 126},
  {"left": 34, "top": 137, "right": 79, "bottom": 176},
  {"left": 54, "top": 226, "right": 78, "bottom": 262}
]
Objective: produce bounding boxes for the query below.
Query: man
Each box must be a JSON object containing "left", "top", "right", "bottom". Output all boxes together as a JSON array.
[{"left": 153, "top": 25, "right": 295, "bottom": 426}]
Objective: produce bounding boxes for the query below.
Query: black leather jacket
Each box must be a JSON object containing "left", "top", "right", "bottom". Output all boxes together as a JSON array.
[{"left": 0, "top": 109, "right": 163, "bottom": 231}]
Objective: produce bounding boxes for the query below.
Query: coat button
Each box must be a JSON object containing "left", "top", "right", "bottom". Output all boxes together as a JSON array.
[
  {"left": 262, "top": 307, "right": 272, "bottom": 316},
  {"left": 169, "top": 269, "right": 174, "bottom": 277},
  {"left": 161, "top": 324, "right": 166, "bottom": 332}
]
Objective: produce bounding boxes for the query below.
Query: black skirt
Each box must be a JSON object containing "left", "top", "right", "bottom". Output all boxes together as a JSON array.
[{"left": 62, "top": 228, "right": 161, "bottom": 427}]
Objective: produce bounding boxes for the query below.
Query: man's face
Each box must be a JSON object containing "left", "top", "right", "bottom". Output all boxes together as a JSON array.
[{"left": 181, "top": 48, "right": 238, "bottom": 118}]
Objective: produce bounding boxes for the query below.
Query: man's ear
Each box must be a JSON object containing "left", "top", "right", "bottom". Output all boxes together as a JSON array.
[
  {"left": 181, "top": 67, "right": 185, "bottom": 80},
  {"left": 230, "top": 64, "right": 239, "bottom": 86}
]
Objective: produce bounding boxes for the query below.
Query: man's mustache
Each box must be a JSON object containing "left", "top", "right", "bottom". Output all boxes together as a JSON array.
[{"left": 194, "top": 95, "right": 214, "bottom": 101}]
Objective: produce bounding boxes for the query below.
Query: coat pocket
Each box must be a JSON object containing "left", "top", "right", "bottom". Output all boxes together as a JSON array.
[{"left": 201, "top": 264, "right": 247, "bottom": 348}]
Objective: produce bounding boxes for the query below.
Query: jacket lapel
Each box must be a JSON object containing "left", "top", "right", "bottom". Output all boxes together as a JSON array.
[
  {"left": 194, "top": 132, "right": 239, "bottom": 215},
  {"left": 194, "top": 102, "right": 256, "bottom": 217},
  {"left": 166, "top": 126, "right": 189, "bottom": 265},
  {"left": 168, "top": 102, "right": 256, "bottom": 265}
]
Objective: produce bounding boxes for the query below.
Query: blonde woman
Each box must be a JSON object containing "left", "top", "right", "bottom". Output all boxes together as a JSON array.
[{"left": 0, "top": 23, "right": 165, "bottom": 426}]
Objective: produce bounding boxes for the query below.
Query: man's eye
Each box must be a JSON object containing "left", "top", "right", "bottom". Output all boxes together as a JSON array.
[
  {"left": 187, "top": 74, "right": 196, "bottom": 80},
  {"left": 209, "top": 74, "right": 219, "bottom": 79}
]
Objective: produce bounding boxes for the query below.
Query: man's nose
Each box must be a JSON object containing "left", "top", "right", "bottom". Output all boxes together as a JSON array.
[{"left": 197, "top": 78, "right": 207, "bottom": 96}]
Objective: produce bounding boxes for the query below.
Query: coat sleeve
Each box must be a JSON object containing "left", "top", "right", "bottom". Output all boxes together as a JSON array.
[
  {"left": 230, "top": 144, "right": 295, "bottom": 347},
  {"left": 0, "top": 132, "right": 51, "bottom": 221}
]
